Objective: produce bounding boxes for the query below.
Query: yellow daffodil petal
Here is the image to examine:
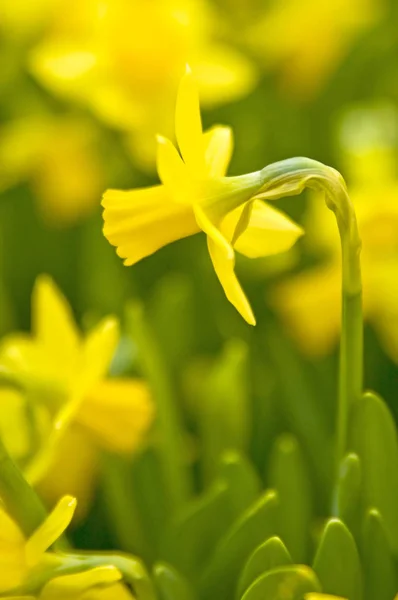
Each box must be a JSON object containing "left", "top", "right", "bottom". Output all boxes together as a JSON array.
[
  {"left": 37, "top": 428, "right": 98, "bottom": 521},
  {"left": 39, "top": 566, "right": 122, "bottom": 600},
  {"left": 305, "top": 595, "right": 347, "bottom": 600},
  {"left": 192, "top": 44, "right": 257, "bottom": 107},
  {"left": 223, "top": 199, "right": 304, "bottom": 258},
  {"left": 207, "top": 236, "right": 255, "bottom": 325},
  {"left": 156, "top": 135, "right": 192, "bottom": 204},
  {"left": 273, "top": 263, "right": 341, "bottom": 355},
  {"left": 194, "top": 204, "right": 234, "bottom": 260},
  {"left": 81, "top": 317, "right": 119, "bottom": 393},
  {"left": 194, "top": 205, "right": 255, "bottom": 325},
  {"left": 0, "top": 506, "right": 26, "bottom": 593},
  {"left": 77, "top": 378, "right": 154, "bottom": 453},
  {"left": 81, "top": 583, "right": 134, "bottom": 600},
  {"left": 102, "top": 186, "right": 199, "bottom": 266},
  {"left": 33, "top": 275, "right": 80, "bottom": 370},
  {"left": 0, "top": 389, "right": 31, "bottom": 460},
  {"left": 203, "top": 126, "right": 233, "bottom": 178},
  {"left": 175, "top": 66, "right": 206, "bottom": 174},
  {"left": 25, "top": 495, "right": 76, "bottom": 566},
  {"left": 1, "top": 596, "right": 35, "bottom": 599}
]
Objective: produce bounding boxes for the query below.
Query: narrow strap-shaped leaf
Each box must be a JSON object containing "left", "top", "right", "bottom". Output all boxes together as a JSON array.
[
  {"left": 361, "top": 509, "right": 397, "bottom": 600},
  {"left": 349, "top": 391, "right": 398, "bottom": 553},
  {"left": 217, "top": 450, "right": 261, "bottom": 517},
  {"left": 313, "top": 518, "right": 362, "bottom": 600},
  {"left": 159, "top": 482, "right": 230, "bottom": 580},
  {"left": 200, "top": 490, "right": 279, "bottom": 600},
  {"left": 333, "top": 453, "right": 361, "bottom": 539},
  {"left": 199, "top": 340, "right": 251, "bottom": 483},
  {"left": 269, "top": 434, "right": 312, "bottom": 561},
  {"left": 241, "top": 565, "right": 321, "bottom": 600},
  {"left": 153, "top": 562, "right": 196, "bottom": 600},
  {"left": 236, "top": 536, "right": 293, "bottom": 599}
]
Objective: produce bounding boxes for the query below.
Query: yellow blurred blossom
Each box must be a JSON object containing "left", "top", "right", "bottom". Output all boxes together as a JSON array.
[
  {"left": 274, "top": 140, "right": 398, "bottom": 361},
  {"left": 103, "top": 67, "right": 303, "bottom": 325},
  {"left": 0, "top": 275, "right": 154, "bottom": 511},
  {"left": 29, "top": 0, "right": 257, "bottom": 170},
  {"left": 245, "top": 0, "right": 384, "bottom": 98},
  {"left": 0, "top": 494, "right": 76, "bottom": 593},
  {"left": 0, "top": 116, "right": 103, "bottom": 226}
]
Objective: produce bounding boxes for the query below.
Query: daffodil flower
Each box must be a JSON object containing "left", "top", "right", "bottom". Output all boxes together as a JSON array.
[
  {"left": 1, "top": 501, "right": 134, "bottom": 599},
  {"left": 0, "top": 276, "right": 154, "bottom": 511},
  {"left": 28, "top": 0, "right": 257, "bottom": 170},
  {"left": 0, "top": 494, "right": 76, "bottom": 594},
  {"left": 103, "top": 68, "right": 303, "bottom": 325}
]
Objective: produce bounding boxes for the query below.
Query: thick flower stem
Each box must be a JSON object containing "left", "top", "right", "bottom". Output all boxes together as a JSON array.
[
  {"left": 258, "top": 157, "right": 363, "bottom": 485},
  {"left": 0, "top": 435, "right": 47, "bottom": 536},
  {"left": 337, "top": 236, "right": 363, "bottom": 478}
]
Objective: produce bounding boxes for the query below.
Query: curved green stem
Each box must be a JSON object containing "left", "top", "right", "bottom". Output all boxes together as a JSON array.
[{"left": 258, "top": 158, "right": 363, "bottom": 482}]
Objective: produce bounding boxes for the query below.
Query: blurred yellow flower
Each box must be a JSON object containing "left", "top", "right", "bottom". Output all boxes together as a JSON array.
[
  {"left": 0, "top": 494, "right": 75, "bottom": 593},
  {"left": 0, "top": 275, "right": 154, "bottom": 511},
  {"left": 245, "top": 0, "right": 384, "bottom": 98},
  {"left": 0, "top": 116, "right": 103, "bottom": 226},
  {"left": 274, "top": 144, "right": 398, "bottom": 361},
  {"left": 103, "top": 68, "right": 303, "bottom": 325},
  {"left": 25, "top": 566, "right": 134, "bottom": 600},
  {"left": 29, "top": 0, "right": 257, "bottom": 170}
]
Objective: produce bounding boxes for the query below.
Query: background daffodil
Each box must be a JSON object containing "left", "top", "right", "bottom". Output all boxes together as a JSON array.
[
  {"left": 0, "top": 494, "right": 76, "bottom": 593},
  {"left": 0, "top": 116, "right": 104, "bottom": 227},
  {"left": 0, "top": 275, "right": 154, "bottom": 512},
  {"left": 103, "top": 68, "right": 303, "bottom": 325},
  {"left": 28, "top": 0, "right": 257, "bottom": 170}
]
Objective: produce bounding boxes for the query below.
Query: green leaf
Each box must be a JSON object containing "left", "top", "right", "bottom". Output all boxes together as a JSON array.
[
  {"left": 200, "top": 490, "right": 279, "bottom": 600},
  {"left": 361, "top": 509, "right": 397, "bottom": 600},
  {"left": 333, "top": 452, "right": 361, "bottom": 538},
  {"left": 153, "top": 562, "right": 196, "bottom": 600},
  {"left": 160, "top": 482, "right": 231, "bottom": 580},
  {"left": 199, "top": 339, "right": 251, "bottom": 482},
  {"left": 313, "top": 518, "right": 362, "bottom": 600},
  {"left": 217, "top": 450, "right": 262, "bottom": 517},
  {"left": 237, "top": 536, "right": 293, "bottom": 599},
  {"left": 241, "top": 565, "right": 321, "bottom": 600},
  {"left": 349, "top": 391, "right": 398, "bottom": 553},
  {"left": 269, "top": 434, "right": 312, "bottom": 561}
]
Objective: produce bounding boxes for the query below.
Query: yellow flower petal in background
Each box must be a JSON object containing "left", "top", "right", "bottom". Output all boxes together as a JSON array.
[
  {"left": 76, "top": 378, "right": 154, "bottom": 453},
  {"left": 0, "top": 117, "right": 103, "bottom": 227},
  {"left": 305, "top": 595, "right": 347, "bottom": 600},
  {"left": 81, "top": 583, "right": 134, "bottom": 600},
  {"left": 37, "top": 428, "right": 98, "bottom": 520},
  {"left": 0, "top": 505, "right": 26, "bottom": 592},
  {"left": 102, "top": 186, "right": 199, "bottom": 266},
  {"left": 81, "top": 317, "right": 119, "bottom": 394},
  {"left": 33, "top": 276, "right": 80, "bottom": 379},
  {"left": 39, "top": 566, "right": 122, "bottom": 600},
  {"left": 25, "top": 495, "right": 76, "bottom": 566},
  {"left": 222, "top": 200, "right": 304, "bottom": 258},
  {"left": 29, "top": 0, "right": 257, "bottom": 169},
  {"left": 273, "top": 263, "right": 341, "bottom": 356}
]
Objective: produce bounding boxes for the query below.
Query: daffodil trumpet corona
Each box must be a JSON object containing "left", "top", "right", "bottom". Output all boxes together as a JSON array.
[{"left": 102, "top": 68, "right": 364, "bottom": 488}]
